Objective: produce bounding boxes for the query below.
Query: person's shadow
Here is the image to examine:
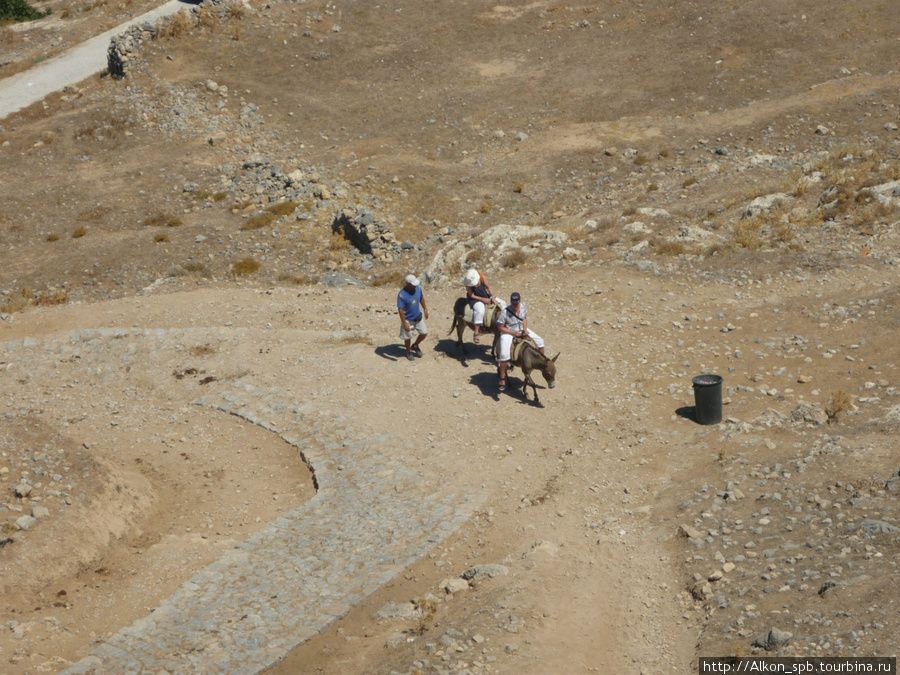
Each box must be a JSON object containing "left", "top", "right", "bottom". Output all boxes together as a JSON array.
[{"left": 374, "top": 344, "right": 412, "bottom": 361}]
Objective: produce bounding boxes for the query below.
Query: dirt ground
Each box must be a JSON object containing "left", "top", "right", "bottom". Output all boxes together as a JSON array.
[{"left": 1, "top": 0, "right": 899, "bottom": 673}]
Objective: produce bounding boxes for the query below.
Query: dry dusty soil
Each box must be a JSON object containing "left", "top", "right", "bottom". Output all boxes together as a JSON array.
[{"left": 1, "top": 0, "right": 900, "bottom": 673}]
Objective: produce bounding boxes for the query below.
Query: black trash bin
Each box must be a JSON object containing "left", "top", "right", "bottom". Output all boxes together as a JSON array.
[{"left": 692, "top": 374, "right": 723, "bottom": 425}]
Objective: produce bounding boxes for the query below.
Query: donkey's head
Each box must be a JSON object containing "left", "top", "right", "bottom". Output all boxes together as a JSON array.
[{"left": 541, "top": 352, "right": 560, "bottom": 388}]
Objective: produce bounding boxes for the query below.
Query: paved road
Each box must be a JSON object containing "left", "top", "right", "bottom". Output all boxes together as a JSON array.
[
  {"left": 3, "top": 328, "right": 482, "bottom": 674},
  {"left": 0, "top": 0, "right": 186, "bottom": 120}
]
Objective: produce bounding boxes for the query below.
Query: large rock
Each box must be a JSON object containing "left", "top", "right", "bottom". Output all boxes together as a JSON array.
[
  {"left": 752, "top": 408, "right": 788, "bottom": 428},
  {"left": 791, "top": 402, "right": 828, "bottom": 427},
  {"left": 744, "top": 193, "right": 791, "bottom": 219},
  {"left": 461, "top": 564, "right": 509, "bottom": 581},
  {"left": 752, "top": 627, "right": 792, "bottom": 651}
]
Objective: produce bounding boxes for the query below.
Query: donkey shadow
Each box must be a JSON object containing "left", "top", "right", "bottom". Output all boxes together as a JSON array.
[
  {"left": 469, "top": 370, "right": 544, "bottom": 407},
  {"left": 436, "top": 338, "right": 496, "bottom": 368}
]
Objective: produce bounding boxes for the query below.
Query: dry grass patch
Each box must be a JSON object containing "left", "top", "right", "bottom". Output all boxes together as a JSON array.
[
  {"left": 277, "top": 272, "right": 317, "bottom": 287},
  {"left": 371, "top": 269, "right": 406, "bottom": 287},
  {"left": 230, "top": 257, "right": 260, "bottom": 277},
  {"left": 0, "top": 287, "right": 69, "bottom": 314},
  {"left": 655, "top": 240, "right": 687, "bottom": 256},
  {"left": 500, "top": 249, "right": 528, "bottom": 269}
]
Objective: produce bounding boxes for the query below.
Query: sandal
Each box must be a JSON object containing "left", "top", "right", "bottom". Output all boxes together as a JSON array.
[
  {"left": 473, "top": 334, "right": 480, "bottom": 344},
  {"left": 498, "top": 378, "right": 506, "bottom": 392}
]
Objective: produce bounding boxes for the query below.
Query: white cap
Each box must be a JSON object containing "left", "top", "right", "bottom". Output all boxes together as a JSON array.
[{"left": 405, "top": 274, "right": 420, "bottom": 287}]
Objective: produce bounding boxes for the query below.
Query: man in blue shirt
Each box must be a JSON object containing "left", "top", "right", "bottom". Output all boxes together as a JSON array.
[{"left": 397, "top": 274, "right": 429, "bottom": 360}]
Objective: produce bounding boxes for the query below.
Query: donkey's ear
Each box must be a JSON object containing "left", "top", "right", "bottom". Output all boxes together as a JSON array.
[{"left": 551, "top": 352, "right": 560, "bottom": 362}]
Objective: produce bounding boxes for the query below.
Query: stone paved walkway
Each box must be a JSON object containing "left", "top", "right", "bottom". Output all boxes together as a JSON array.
[
  {"left": 2, "top": 328, "right": 482, "bottom": 674},
  {"left": 0, "top": 0, "right": 186, "bottom": 119}
]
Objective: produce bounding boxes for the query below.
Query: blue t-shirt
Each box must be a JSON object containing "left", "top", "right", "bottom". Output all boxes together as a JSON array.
[{"left": 398, "top": 286, "right": 423, "bottom": 321}]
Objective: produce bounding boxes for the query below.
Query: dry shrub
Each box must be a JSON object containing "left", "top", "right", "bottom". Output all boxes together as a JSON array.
[
  {"left": 77, "top": 206, "right": 107, "bottom": 221},
  {"left": 266, "top": 201, "right": 299, "bottom": 217},
  {"left": 154, "top": 233, "right": 170, "bottom": 243},
  {"left": 167, "top": 218, "right": 183, "bottom": 227},
  {"left": 683, "top": 176, "right": 698, "bottom": 188},
  {"left": 826, "top": 390, "right": 851, "bottom": 423},
  {"left": 479, "top": 200, "right": 493, "bottom": 214},
  {"left": 144, "top": 213, "right": 170, "bottom": 227},
  {"left": 0, "top": 287, "right": 68, "bottom": 314},
  {"left": 277, "top": 272, "right": 317, "bottom": 286},
  {"left": 46, "top": 233, "right": 60, "bottom": 242},
  {"left": 241, "top": 212, "right": 276, "bottom": 231},
  {"left": 655, "top": 241, "right": 686, "bottom": 256},
  {"left": 465, "top": 249, "right": 484, "bottom": 264},
  {"left": 647, "top": 182, "right": 659, "bottom": 192},
  {"left": 513, "top": 182, "right": 525, "bottom": 194},
  {"left": 196, "top": 5, "right": 219, "bottom": 30},
  {"left": 72, "top": 227, "right": 86, "bottom": 239},
  {"left": 329, "top": 232, "right": 351, "bottom": 251},
  {"left": 774, "top": 223, "right": 794, "bottom": 243},
  {"left": 633, "top": 153, "right": 649, "bottom": 166},
  {"left": 231, "top": 258, "right": 260, "bottom": 277},
  {"left": 182, "top": 261, "right": 206, "bottom": 275},
  {"left": 500, "top": 249, "right": 528, "bottom": 269},
  {"left": 371, "top": 270, "right": 406, "bottom": 287},
  {"left": 158, "top": 9, "right": 195, "bottom": 39},
  {"left": 227, "top": 0, "right": 244, "bottom": 19},
  {"left": 732, "top": 220, "right": 760, "bottom": 249}
]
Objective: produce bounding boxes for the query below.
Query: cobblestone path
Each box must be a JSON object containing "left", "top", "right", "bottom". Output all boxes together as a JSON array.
[{"left": 2, "top": 329, "right": 482, "bottom": 674}]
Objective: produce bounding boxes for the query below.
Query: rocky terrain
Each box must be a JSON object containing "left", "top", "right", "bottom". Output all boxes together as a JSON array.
[{"left": 0, "top": 0, "right": 899, "bottom": 673}]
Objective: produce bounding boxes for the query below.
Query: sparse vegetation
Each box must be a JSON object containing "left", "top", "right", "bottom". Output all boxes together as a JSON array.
[
  {"left": 0, "top": 0, "right": 51, "bottom": 22},
  {"left": 46, "top": 233, "right": 60, "bottom": 242},
  {"left": 655, "top": 241, "right": 686, "bottom": 256},
  {"left": 826, "top": 390, "right": 851, "bottom": 423},
  {"left": 189, "top": 343, "right": 218, "bottom": 357},
  {"left": 277, "top": 272, "right": 317, "bottom": 286},
  {"left": 0, "top": 287, "right": 68, "bottom": 314},
  {"left": 154, "top": 233, "right": 170, "bottom": 243},
  {"left": 500, "top": 249, "right": 528, "bottom": 269},
  {"left": 72, "top": 227, "right": 86, "bottom": 239},
  {"left": 230, "top": 257, "right": 260, "bottom": 277},
  {"left": 371, "top": 270, "right": 405, "bottom": 287}
]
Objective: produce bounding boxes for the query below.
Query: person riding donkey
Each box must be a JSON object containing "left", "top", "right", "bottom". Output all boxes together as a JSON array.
[
  {"left": 463, "top": 268, "right": 498, "bottom": 344},
  {"left": 496, "top": 291, "right": 545, "bottom": 392}
]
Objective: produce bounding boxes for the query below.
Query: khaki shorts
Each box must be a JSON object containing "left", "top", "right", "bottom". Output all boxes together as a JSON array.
[{"left": 399, "top": 316, "right": 428, "bottom": 341}]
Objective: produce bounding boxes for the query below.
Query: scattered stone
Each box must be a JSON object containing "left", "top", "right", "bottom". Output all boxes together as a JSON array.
[{"left": 461, "top": 564, "right": 509, "bottom": 581}]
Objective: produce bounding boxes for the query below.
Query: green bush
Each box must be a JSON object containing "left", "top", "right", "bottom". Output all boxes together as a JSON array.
[{"left": 0, "top": 0, "right": 51, "bottom": 22}]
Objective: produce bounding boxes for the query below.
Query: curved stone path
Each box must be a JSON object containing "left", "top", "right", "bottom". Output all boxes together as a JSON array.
[{"left": 2, "top": 328, "right": 483, "bottom": 673}]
